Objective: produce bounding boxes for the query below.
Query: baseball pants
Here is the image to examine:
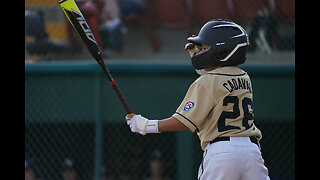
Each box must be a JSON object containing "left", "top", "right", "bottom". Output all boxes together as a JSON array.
[{"left": 198, "top": 137, "right": 270, "bottom": 180}]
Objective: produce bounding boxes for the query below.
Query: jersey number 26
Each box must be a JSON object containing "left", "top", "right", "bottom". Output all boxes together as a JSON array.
[{"left": 218, "top": 96, "right": 254, "bottom": 132}]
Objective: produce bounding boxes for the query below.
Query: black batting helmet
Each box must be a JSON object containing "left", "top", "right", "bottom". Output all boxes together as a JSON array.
[{"left": 188, "top": 19, "right": 249, "bottom": 69}]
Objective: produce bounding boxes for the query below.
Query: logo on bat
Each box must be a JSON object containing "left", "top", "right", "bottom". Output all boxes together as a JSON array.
[
  {"left": 71, "top": 9, "right": 97, "bottom": 44},
  {"left": 183, "top": 101, "right": 194, "bottom": 111},
  {"left": 63, "top": 7, "right": 97, "bottom": 45}
]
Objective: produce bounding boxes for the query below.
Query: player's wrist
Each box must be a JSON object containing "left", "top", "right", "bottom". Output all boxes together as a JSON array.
[{"left": 145, "top": 120, "right": 160, "bottom": 134}]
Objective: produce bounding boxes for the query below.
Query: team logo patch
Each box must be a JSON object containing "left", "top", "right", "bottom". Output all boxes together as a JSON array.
[{"left": 183, "top": 101, "right": 194, "bottom": 111}]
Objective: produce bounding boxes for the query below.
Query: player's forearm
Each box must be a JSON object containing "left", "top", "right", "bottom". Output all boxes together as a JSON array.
[
  {"left": 158, "top": 117, "right": 188, "bottom": 132},
  {"left": 126, "top": 114, "right": 188, "bottom": 135}
]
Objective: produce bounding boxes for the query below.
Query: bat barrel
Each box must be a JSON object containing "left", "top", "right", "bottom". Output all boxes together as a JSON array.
[{"left": 59, "top": 0, "right": 132, "bottom": 115}]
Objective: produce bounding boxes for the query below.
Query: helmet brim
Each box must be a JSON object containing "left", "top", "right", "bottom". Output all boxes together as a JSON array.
[{"left": 187, "top": 36, "right": 204, "bottom": 46}]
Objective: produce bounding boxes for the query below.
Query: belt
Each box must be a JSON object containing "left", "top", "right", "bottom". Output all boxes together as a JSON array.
[{"left": 210, "top": 136, "right": 259, "bottom": 147}]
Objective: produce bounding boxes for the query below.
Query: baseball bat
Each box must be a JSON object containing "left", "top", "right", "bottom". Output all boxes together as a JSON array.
[{"left": 59, "top": 0, "right": 132, "bottom": 114}]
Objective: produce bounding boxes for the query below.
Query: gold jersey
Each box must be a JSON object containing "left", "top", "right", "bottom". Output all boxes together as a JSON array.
[{"left": 172, "top": 66, "right": 262, "bottom": 150}]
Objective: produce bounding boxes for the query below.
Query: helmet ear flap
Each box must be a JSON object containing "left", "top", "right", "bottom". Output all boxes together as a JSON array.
[
  {"left": 223, "top": 46, "right": 248, "bottom": 66},
  {"left": 216, "top": 50, "right": 228, "bottom": 59},
  {"left": 214, "top": 43, "right": 230, "bottom": 59}
]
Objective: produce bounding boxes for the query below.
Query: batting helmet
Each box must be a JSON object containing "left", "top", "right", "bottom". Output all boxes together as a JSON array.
[{"left": 188, "top": 19, "right": 249, "bottom": 69}]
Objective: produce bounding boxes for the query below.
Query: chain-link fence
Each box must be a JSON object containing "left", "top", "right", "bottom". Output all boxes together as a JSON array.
[
  {"left": 25, "top": 62, "right": 294, "bottom": 180},
  {"left": 25, "top": 0, "right": 295, "bottom": 62}
]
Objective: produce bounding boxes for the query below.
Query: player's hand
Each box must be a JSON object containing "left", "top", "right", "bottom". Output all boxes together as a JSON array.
[
  {"left": 126, "top": 114, "right": 149, "bottom": 135},
  {"left": 184, "top": 42, "right": 197, "bottom": 57},
  {"left": 185, "top": 35, "right": 201, "bottom": 57}
]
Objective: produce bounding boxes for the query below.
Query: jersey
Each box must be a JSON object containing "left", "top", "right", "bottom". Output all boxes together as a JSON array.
[{"left": 172, "top": 66, "right": 262, "bottom": 150}]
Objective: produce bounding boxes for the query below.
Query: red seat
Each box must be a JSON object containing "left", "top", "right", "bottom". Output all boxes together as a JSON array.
[
  {"left": 125, "top": 13, "right": 162, "bottom": 53},
  {"left": 151, "top": 0, "right": 193, "bottom": 35},
  {"left": 275, "top": 0, "right": 295, "bottom": 24},
  {"left": 233, "top": 0, "right": 268, "bottom": 25},
  {"left": 193, "top": 0, "right": 233, "bottom": 24}
]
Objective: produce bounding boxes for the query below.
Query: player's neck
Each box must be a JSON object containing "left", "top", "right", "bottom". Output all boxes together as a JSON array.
[{"left": 204, "top": 66, "right": 219, "bottom": 72}]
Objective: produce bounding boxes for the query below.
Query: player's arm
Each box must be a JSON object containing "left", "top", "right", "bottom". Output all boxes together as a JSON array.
[
  {"left": 158, "top": 117, "right": 189, "bottom": 132},
  {"left": 125, "top": 114, "right": 188, "bottom": 135}
]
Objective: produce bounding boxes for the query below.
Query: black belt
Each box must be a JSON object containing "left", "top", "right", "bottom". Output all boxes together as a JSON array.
[{"left": 210, "top": 136, "right": 259, "bottom": 147}]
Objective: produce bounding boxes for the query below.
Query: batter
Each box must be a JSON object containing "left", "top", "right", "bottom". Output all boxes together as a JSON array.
[{"left": 126, "top": 19, "right": 270, "bottom": 180}]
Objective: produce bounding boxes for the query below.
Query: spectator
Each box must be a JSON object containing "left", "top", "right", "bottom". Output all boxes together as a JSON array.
[
  {"left": 145, "top": 150, "right": 171, "bottom": 180},
  {"left": 92, "top": 164, "right": 114, "bottom": 180},
  {"left": 248, "top": 7, "right": 278, "bottom": 53},
  {"left": 61, "top": 158, "right": 78, "bottom": 180},
  {"left": 25, "top": 9, "right": 74, "bottom": 57},
  {"left": 25, "top": 159, "right": 38, "bottom": 180},
  {"left": 99, "top": 0, "right": 145, "bottom": 54}
]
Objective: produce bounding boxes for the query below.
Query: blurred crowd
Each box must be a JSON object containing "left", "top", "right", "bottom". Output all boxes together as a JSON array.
[
  {"left": 25, "top": 0, "right": 294, "bottom": 61},
  {"left": 26, "top": 150, "right": 172, "bottom": 180}
]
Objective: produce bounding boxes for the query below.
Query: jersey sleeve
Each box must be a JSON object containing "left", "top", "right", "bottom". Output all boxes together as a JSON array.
[{"left": 172, "top": 78, "right": 215, "bottom": 132}]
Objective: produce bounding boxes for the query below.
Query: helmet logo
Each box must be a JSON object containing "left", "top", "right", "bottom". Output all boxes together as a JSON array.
[{"left": 216, "top": 42, "right": 225, "bottom": 46}]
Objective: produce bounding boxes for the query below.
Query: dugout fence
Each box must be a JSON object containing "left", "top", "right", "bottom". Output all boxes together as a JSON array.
[{"left": 25, "top": 61, "right": 294, "bottom": 180}]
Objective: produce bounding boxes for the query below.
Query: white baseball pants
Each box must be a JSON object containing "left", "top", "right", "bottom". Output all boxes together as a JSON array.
[{"left": 198, "top": 137, "right": 270, "bottom": 180}]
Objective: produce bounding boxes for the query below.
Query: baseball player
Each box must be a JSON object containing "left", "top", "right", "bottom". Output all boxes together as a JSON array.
[{"left": 126, "top": 19, "right": 270, "bottom": 180}]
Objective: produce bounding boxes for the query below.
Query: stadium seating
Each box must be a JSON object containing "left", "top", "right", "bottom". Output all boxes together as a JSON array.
[
  {"left": 275, "top": 0, "right": 295, "bottom": 24},
  {"left": 151, "top": 0, "right": 193, "bottom": 36},
  {"left": 193, "top": 0, "right": 233, "bottom": 24},
  {"left": 233, "top": 0, "right": 268, "bottom": 26}
]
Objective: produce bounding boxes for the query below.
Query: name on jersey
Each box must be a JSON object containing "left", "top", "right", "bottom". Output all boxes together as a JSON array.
[{"left": 223, "top": 78, "right": 252, "bottom": 93}]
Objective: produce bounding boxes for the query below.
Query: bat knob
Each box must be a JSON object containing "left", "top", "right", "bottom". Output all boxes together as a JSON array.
[{"left": 125, "top": 113, "right": 135, "bottom": 121}]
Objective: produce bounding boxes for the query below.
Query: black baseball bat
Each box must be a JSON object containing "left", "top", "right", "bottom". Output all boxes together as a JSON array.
[{"left": 59, "top": 0, "right": 132, "bottom": 114}]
